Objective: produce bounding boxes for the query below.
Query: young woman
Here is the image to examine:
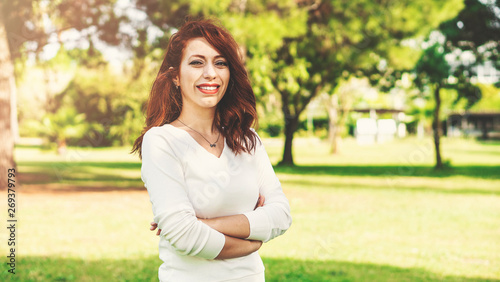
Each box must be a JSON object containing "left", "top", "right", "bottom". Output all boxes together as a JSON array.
[{"left": 132, "top": 19, "right": 292, "bottom": 282}]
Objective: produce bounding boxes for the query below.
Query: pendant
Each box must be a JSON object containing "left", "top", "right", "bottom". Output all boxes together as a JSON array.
[{"left": 210, "top": 144, "right": 216, "bottom": 148}]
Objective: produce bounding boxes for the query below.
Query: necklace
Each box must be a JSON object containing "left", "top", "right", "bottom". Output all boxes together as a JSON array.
[{"left": 178, "top": 119, "right": 220, "bottom": 148}]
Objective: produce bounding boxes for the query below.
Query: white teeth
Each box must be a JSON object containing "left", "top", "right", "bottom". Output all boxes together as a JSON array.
[{"left": 199, "top": 86, "right": 217, "bottom": 90}]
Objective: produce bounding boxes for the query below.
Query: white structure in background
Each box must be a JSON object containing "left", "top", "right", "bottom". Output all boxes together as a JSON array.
[
  {"left": 398, "top": 122, "right": 407, "bottom": 138},
  {"left": 355, "top": 112, "right": 406, "bottom": 145},
  {"left": 396, "top": 112, "right": 407, "bottom": 138},
  {"left": 377, "top": 119, "right": 397, "bottom": 143},
  {"left": 356, "top": 118, "right": 378, "bottom": 145},
  {"left": 356, "top": 118, "right": 400, "bottom": 145}
]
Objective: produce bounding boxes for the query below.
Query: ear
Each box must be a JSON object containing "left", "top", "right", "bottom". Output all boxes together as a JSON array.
[{"left": 169, "top": 67, "right": 179, "bottom": 87}]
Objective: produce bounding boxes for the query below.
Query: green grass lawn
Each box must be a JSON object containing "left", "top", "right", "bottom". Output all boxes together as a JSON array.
[{"left": 2, "top": 137, "right": 500, "bottom": 281}]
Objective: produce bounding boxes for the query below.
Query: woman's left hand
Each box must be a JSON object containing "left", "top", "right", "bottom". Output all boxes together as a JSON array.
[
  {"left": 254, "top": 194, "right": 265, "bottom": 210},
  {"left": 150, "top": 221, "right": 161, "bottom": 236}
]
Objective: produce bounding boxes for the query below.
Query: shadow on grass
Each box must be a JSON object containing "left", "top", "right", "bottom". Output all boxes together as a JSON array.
[
  {"left": 19, "top": 161, "right": 500, "bottom": 180},
  {"left": 477, "top": 140, "right": 500, "bottom": 146},
  {"left": 16, "top": 161, "right": 499, "bottom": 195},
  {"left": 274, "top": 165, "right": 500, "bottom": 180},
  {"left": 19, "top": 161, "right": 141, "bottom": 170},
  {"left": 17, "top": 162, "right": 142, "bottom": 185},
  {"left": 3, "top": 256, "right": 497, "bottom": 282}
]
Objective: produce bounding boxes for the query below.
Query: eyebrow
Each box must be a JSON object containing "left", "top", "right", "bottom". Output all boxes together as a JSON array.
[{"left": 189, "top": 54, "right": 226, "bottom": 60}]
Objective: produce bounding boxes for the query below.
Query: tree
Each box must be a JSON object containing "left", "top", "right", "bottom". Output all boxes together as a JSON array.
[
  {"left": 415, "top": 43, "right": 451, "bottom": 169},
  {"left": 3, "top": 0, "right": 135, "bottom": 154},
  {"left": 414, "top": 0, "right": 499, "bottom": 169},
  {"left": 57, "top": 66, "right": 148, "bottom": 147},
  {"left": 439, "top": 0, "right": 500, "bottom": 65},
  {"left": 0, "top": 1, "right": 16, "bottom": 189},
  {"left": 268, "top": 0, "right": 465, "bottom": 165}
]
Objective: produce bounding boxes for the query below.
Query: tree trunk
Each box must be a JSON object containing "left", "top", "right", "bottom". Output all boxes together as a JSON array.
[
  {"left": 279, "top": 115, "right": 298, "bottom": 166},
  {"left": 0, "top": 5, "right": 16, "bottom": 189},
  {"left": 432, "top": 84, "right": 443, "bottom": 169},
  {"left": 325, "top": 79, "right": 359, "bottom": 155},
  {"left": 57, "top": 138, "right": 67, "bottom": 155},
  {"left": 329, "top": 108, "right": 350, "bottom": 155},
  {"left": 327, "top": 106, "right": 339, "bottom": 154}
]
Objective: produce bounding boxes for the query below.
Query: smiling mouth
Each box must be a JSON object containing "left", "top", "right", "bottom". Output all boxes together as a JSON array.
[{"left": 197, "top": 85, "right": 220, "bottom": 94}]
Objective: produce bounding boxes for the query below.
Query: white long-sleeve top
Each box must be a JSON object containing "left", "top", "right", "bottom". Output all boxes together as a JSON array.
[{"left": 141, "top": 124, "right": 292, "bottom": 282}]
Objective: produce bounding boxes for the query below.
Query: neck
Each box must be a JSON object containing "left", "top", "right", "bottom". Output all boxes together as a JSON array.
[{"left": 178, "top": 106, "right": 217, "bottom": 134}]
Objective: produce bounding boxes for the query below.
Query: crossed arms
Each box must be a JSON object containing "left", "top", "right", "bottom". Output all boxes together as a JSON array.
[{"left": 150, "top": 195, "right": 266, "bottom": 259}]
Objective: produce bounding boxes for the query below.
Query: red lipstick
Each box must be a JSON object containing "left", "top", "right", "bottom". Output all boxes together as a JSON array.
[{"left": 197, "top": 83, "right": 220, "bottom": 95}]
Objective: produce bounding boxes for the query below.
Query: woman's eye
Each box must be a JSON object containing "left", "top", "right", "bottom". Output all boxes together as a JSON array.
[
  {"left": 215, "top": 61, "right": 228, "bottom": 67},
  {"left": 189, "top": 60, "right": 203, "bottom": 66}
]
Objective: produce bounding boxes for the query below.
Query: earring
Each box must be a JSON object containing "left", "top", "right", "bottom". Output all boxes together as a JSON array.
[{"left": 176, "top": 85, "right": 179, "bottom": 90}]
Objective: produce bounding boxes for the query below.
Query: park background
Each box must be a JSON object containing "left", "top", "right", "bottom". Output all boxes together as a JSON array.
[{"left": 1, "top": 0, "right": 499, "bottom": 281}]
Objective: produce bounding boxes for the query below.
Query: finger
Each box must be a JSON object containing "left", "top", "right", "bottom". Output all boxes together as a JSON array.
[
  {"left": 255, "top": 196, "right": 263, "bottom": 209},
  {"left": 258, "top": 195, "right": 265, "bottom": 207},
  {"left": 254, "top": 197, "right": 260, "bottom": 209},
  {"left": 156, "top": 229, "right": 161, "bottom": 236}
]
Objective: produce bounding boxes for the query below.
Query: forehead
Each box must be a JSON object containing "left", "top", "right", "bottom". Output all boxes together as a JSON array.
[{"left": 182, "top": 37, "right": 222, "bottom": 59}]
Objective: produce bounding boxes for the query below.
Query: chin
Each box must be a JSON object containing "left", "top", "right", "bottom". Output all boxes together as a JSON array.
[{"left": 198, "top": 96, "right": 222, "bottom": 108}]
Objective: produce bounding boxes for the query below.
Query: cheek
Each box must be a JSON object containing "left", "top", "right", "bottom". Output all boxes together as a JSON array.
[
  {"left": 222, "top": 70, "right": 230, "bottom": 84},
  {"left": 180, "top": 68, "right": 200, "bottom": 86}
]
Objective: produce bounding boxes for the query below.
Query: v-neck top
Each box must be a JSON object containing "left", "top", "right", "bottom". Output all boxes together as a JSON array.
[
  {"left": 141, "top": 124, "right": 292, "bottom": 282},
  {"left": 165, "top": 124, "right": 226, "bottom": 159}
]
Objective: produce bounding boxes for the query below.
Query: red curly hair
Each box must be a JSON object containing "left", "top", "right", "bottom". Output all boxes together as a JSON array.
[{"left": 131, "top": 19, "right": 258, "bottom": 158}]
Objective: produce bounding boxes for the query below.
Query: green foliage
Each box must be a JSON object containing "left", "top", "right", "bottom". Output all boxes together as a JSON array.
[
  {"left": 45, "top": 67, "right": 148, "bottom": 147},
  {"left": 435, "top": 0, "right": 499, "bottom": 106},
  {"left": 416, "top": 43, "right": 450, "bottom": 87},
  {"left": 4, "top": 0, "right": 131, "bottom": 63},
  {"left": 439, "top": 0, "right": 500, "bottom": 59},
  {"left": 40, "top": 105, "right": 87, "bottom": 144},
  {"left": 413, "top": 0, "right": 499, "bottom": 123},
  {"left": 66, "top": 43, "right": 107, "bottom": 69},
  {"left": 257, "top": 107, "right": 284, "bottom": 137},
  {"left": 470, "top": 84, "right": 500, "bottom": 111},
  {"left": 453, "top": 71, "right": 482, "bottom": 108}
]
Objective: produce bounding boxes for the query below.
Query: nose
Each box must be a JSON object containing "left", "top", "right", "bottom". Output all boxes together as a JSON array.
[{"left": 203, "top": 63, "right": 216, "bottom": 80}]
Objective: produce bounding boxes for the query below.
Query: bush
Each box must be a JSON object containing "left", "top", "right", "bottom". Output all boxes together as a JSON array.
[{"left": 46, "top": 67, "right": 149, "bottom": 147}]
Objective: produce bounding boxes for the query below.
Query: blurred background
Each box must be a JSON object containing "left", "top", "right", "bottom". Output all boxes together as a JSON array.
[{"left": 1, "top": 0, "right": 499, "bottom": 281}]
